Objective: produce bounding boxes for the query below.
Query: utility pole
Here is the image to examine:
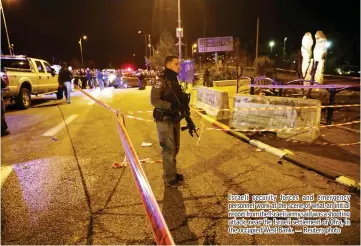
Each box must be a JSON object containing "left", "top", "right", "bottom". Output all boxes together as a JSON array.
[
  {"left": 255, "top": 17, "right": 259, "bottom": 62},
  {"left": 177, "top": 0, "right": 182, "bottom": 60},
  {"left": 0, "top": 0, "right": 13, "bottom": 55},
  {"left": 148, "top": 35, "right": 152, "bottom": 57}
]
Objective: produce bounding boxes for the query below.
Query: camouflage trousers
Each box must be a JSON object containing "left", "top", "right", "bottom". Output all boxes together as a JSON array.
[{"left": 156, "top": 120, "right": 180, "bottom": 183}]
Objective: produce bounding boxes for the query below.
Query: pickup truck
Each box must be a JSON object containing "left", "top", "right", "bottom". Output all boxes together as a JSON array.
[{"left": 0, "top": 55, "right": 58, "bottom": 109}]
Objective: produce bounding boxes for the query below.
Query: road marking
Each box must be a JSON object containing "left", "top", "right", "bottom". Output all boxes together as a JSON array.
[
  {"left": 1, "top": 165, "right": 13, "bottom": 187},
  {"left": 42, "top": 114, "right": 78, "bottom": 137}
]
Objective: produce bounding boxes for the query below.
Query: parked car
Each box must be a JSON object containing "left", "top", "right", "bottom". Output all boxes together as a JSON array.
[
  {"left": 1, "top": 55, "right": 58, "bottom": 109},
  {"left": 119, "top": 75, "right": 139, "bottom": 88}
]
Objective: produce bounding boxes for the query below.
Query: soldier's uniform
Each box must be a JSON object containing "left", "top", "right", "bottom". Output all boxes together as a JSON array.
[{"left": 150, "top": 68, "right": 189, "bottom": 185}]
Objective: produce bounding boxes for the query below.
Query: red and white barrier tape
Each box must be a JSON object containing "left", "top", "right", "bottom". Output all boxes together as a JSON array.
[
  {"left": 76, "top": 86, "right": 175, "bottom": 245},
  {"left": 220, "top": 120, "right": 361, "bottom": 133},
  {"left": 124, "top": 104, "right": 360, "bottom": 115},
  {"left": 249, "top": 84, "right": 360, "bottom": 89},
  {"left": 121, "top": 112, "right": 360, "bottom": 136}
]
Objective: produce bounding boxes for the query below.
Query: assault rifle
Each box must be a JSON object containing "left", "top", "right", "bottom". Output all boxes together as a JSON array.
[{"left": 165, "top": 80, "right": 199, "bottom": 137}]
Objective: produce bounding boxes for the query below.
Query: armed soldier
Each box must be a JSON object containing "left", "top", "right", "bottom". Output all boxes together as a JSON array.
[{"left": 151, "top": 55, "right": 198, "bottom": 188}]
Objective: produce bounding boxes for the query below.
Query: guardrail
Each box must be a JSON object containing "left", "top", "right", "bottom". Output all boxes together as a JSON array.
[{"left": 75, "top": 86, "right": 175, "bottom": 245}]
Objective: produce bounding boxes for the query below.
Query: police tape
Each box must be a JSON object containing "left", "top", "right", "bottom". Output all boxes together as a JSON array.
[
  {"left": 74, "top": 85, "right": 118, "bottom": 113},
  {"left": 213, "top": 120, "right": 361, "bottom": 133},
  {"left": 75, "top": 86, "right": 175, "bottom": 244},
  {"left": 255, "top": 134, "right": 360, "bottom": 147},
  {"left": 125, "top": 115, "right": 154, "bottom": 122},
  {"left": 124, "top": 104, "right": 360, "bottom": 115},
  {"left": 232, "top": 104, "right": 360, "bottom": 112},
  {"left": 249, "top": 83, "right": 360, "bottom": 89},
  {"left": 121, "top": 112, "right": 360, "bottom": 134},
  {"left": 123, "top": 114, "right": 360, "bottom": 146}
]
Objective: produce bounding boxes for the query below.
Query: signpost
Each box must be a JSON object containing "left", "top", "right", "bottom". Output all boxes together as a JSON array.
[{"left": 197, "top": 36, "right": 234, "bottom": 53}]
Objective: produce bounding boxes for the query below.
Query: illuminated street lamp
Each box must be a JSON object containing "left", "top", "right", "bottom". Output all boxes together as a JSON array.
[
  {"left": 326, "top": 41, "right": 332, "bottom": 49},
  {"left": 177, "top": 0, "right": 183, "bottom": 60},
  {"left": 269, "top": 41, "right": 275, "bottom": 53},
  {"left": 192, "top": 43, "right": 197, "bottom": 58},
  {"left": 78, "top": 35, "right": 87, "bottom": 68},
  {"left": 148, "top": 35, "right": 152, "bottom": 57},
  {"left": 283, "top": 37, "right": 287, "bottom": 60},
  {"left": 138, "top": 30, "right": 148, "bottom": 59},
  {"left": 283, "top": 37, "right": 287, "bottom": 49},
  {"left": 148, "top": 44, "right": 155, "bottom": 57},
  {"left": 325, "top": 41, "right": 332, "bottom": 71}
]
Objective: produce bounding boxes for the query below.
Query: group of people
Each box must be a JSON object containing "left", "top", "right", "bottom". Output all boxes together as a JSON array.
[
  {"left": 57, "top": 65, "right": 123, "bottom": 104},
  {"left": 70, "top": 68, "right": 112, "bottom": 90}
]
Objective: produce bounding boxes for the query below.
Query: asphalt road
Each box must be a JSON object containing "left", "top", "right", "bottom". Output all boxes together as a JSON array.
[{"left": 1, "top": 86, "right": 360, "bottom": 245}]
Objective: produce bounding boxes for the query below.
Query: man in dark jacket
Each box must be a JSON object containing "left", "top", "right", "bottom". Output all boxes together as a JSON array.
[
  {"left": 150, "top": 55, "right": 191, "bottom": 187},
  {"left": 1, "top": 77, "right": 10, "bottom": 136},
  {"left": 138, "top": 71, "right": 145, "bottom": 90},
  {"left": 58, "top": 62, "right": 73, "bottom": 104}
]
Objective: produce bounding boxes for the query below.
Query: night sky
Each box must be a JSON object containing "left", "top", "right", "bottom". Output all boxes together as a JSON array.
[{"left": 1, "top": 0, "right": 360, "bottom": 68}]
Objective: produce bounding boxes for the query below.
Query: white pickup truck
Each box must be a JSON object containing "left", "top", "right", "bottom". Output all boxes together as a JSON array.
[{"left": 0, "top": 55, "right": 59, "bottom": 109}]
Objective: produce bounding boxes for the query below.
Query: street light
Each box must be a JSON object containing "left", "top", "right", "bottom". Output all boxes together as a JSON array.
[
  {"left": 269, "top": 41, "right": 275, "bottom": 53},
  {"left": 283, "top": 37, "right": 287, "bottom": 60},
  {"left": 148, "top": 35, "right": 152, "bottom": 57},
  {"left": 325, "top": 41, "right": 332, "bottom": 72},
  {"left": 0, "top": 0, "right": 13, "bottom": 55},
  {"left": 177, "top": 0, "right": 183, "bottom": 60},
  {"left": 191, "top": 43, "right": 197, "bottom": 58},
  {"left": 138, "top": 30, "right": 148, "bottom": 59},
  {"left": 78, "top": 35, "right": 87, "bottom": 68},
  {"left": 283, "top": 37, "right": 287, "bottom": 51},
  {"left": 326, "top": 41, "right": 332, "bottom": 49},
  {"left": 148, "top": 44, "right": 155, "bottom": 57}
]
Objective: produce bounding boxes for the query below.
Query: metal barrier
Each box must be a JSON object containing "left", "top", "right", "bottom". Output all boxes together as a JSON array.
[{"left": 75, "top": 86, "right": 175, "bottom": 245}]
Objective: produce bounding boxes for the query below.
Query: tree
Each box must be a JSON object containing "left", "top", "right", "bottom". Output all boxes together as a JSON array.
[
  {"left": 86, "top": 60, "right": 96, "bottom": 69},
  {"left": 148, "top": 29, "right": 177, "bottom": 70},
  {"left": 69, "top": 57, "right": 82, "bottom": 69},
  {"left": 233, "top": 38, "right": 248, "bottom": 76},
  {"left": 254, "top": 56, "right": 274, "bottom": 76}
]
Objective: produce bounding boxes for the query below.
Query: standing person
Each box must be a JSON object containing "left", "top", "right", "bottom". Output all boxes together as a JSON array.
[
  {"left": 150, "top": 55, "right": 197, "bottom": 188},
  {"left": 103, "top": 69, "right": 109, "bottom": 88},
  {"left": 80, "top": 69, "right": 87, "bottom": 89},
  {"left": 91, "top": 69, "right": 96, "bottom": 88},
  {"left": 58, "top": 62, "right": 73, "bottom": 104},
  {"left": 68, "top": 66, "right": 75, "bottom": 92},
  {"left": 138, "top": 71, "right": 145, "bottom": 90},
  {"left": 96, "top": 69, "right": 104, "bottom": 90},
  {"left": 86, "top": 68, "right": 92, "bottom": 89},
  {"left": 203, "top": 68, "right": 210, "bottom": 87},
  {"left": 1, "top": 77, "right": 10, "bottom": 136},
  {"left": 73, "top": 69, "right": 80, "bottom": 88},
  {"left": 115, "top": 69, "right": 122, "bottom": 88}
]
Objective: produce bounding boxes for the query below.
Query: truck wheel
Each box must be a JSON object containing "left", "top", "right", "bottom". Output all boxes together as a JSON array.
[
  {"left": 122, "top": 83, "right": 128, "bottom": 89},
  {"left": 16, "top": 87, "right": 31, "bottom": 109}
]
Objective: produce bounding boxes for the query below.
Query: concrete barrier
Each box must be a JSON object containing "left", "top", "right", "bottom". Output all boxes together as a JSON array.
[
  {"left": 213, "top": 79, "right": 250, "bottom": 87},
  {"left": 231, "top": 95, "right": 321, "bottom": 142},
  {"left": 195, "top": 87, "right": 229, "bottom": 120}
]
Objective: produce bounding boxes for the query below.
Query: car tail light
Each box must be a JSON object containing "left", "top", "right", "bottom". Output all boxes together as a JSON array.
[{"left": 0, "top": 72, "right": 9, "bottom": 87}]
